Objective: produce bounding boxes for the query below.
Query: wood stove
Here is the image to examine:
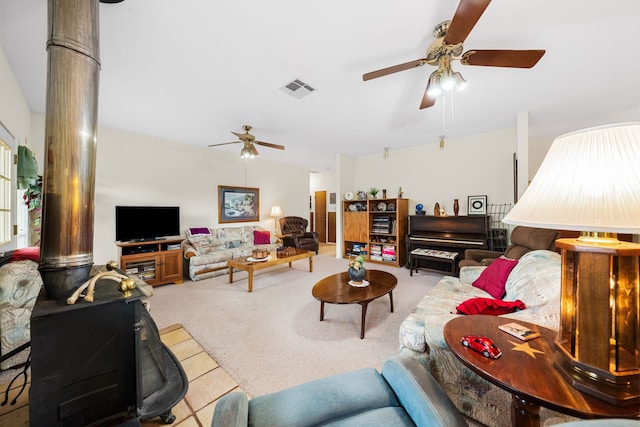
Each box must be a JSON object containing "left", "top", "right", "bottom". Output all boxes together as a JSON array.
[{"left": 29, "top": 280, "right": 187, "bottom": 426}]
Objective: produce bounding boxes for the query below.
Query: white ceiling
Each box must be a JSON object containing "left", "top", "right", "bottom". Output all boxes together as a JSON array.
[{"left": 1, "top": 0, "right": 640, "bottom": 172}]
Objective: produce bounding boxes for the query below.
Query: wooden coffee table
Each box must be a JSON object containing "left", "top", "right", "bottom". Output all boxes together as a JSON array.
[
  {"left": 443, "top": 315, "right": 639, "bottom": 426},
  {"left": 311, "top": 270, "right": 397, "bottom": 339},
  {"left": 226, "top": 249, "right": 313, "bottom": 292}
]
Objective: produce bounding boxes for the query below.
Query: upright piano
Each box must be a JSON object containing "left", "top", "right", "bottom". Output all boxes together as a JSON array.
[{"left": 407, "top": 215, "right": 489, "bottom": 273}]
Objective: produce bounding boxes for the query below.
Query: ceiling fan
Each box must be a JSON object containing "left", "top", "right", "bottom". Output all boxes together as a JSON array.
[
  {"left": 363, "top": 0, "right": 545, "bottom": 109},
  {"left": 208, "top": 125, "right": 285, "bottom": 158}
]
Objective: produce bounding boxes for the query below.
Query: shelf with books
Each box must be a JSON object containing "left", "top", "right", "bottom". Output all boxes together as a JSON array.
[{"left": 342, "top": 197, "right": 408, "bottom": 267}]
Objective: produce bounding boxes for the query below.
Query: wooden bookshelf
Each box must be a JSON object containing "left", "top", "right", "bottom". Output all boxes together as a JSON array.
[{"left": 342, "top": 198, "right": 408, "bottom": 267}]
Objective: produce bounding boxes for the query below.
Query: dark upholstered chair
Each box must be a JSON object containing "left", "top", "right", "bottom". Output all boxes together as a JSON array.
[
  {"left": 278, "top": 216, "right": 319, "bottom": 254},
  {"left": 459, "top": 226, "right": 561, "bottom": 268}
]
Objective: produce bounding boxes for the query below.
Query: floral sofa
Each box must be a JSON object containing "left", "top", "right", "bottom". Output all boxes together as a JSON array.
[
  {"left": 0, "top": 251, "right": 43, "bottom": 370},
  {"left": 182, "top": 226, "right": 281, "bottom": 281},
  {"left": 399, "top": 250, "right": 577, "bottom": 426}
]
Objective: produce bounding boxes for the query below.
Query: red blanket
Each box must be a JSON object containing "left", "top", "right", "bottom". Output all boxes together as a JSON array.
[{"left": 456, "top": 297, "right": 526, "bottom": 316}]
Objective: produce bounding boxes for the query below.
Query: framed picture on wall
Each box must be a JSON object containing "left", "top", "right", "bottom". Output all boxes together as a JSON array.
[
  {"left": 467, "top": 195, "right": 487, "bottom": 215},
  {"left": 329, "top": 192, "right": 336, "bottom": 205},
  {"left": 218, "top": 185, "right": 260, "bottom": 223}
]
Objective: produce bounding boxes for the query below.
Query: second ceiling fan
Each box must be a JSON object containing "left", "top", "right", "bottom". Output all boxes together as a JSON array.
[
  {"left": 363, "top": 0, "right": 545, "bottom": 109},
  {"left": 209, "top": 125, "right": 285, "bottom": 158}
]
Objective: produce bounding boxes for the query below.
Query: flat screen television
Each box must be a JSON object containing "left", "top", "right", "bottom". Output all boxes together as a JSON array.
[{"left": 115, "top": 206, "right": 180, "bottom": 242}]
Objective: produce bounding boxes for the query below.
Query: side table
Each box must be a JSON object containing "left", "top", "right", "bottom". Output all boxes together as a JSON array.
[{"left": 443, "top": 315, "right": 639, "bottom": 427}]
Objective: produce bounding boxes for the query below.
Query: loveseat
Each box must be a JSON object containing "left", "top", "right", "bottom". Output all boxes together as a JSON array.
[
  {"left": 182, "top": 226, "right": 281, "bottom": 281},
  {"left": 399, "top": 250, "right": 576, "bottom": 426},
  {"left": 212, "top": 355, "right": 468, "bottom": 427}
]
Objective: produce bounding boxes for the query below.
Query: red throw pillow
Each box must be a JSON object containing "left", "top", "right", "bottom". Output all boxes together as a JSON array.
[
  {"left": 471, "top": 256, "right": 518, "bottom": 299},
  {"left": 10, "top": 246, "right": 40, "bottom": 262},
  {"left": 456, "top": 297, "right": 526, "bottom": 315},
  {"left": 253, "top": 230, "right": 271, "bottom": 245}
]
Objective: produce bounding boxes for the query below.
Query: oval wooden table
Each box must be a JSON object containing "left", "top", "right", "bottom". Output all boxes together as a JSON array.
[
  {"left": 444, "top": 315, "right": 639, "bottom": 427},
  {"left": 311, "top": 270, "right": 397, "bottom": 339}
]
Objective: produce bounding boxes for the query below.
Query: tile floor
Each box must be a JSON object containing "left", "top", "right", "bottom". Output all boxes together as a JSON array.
[{"left": 0, "top": 324, "right": 240, "bottom": 427}]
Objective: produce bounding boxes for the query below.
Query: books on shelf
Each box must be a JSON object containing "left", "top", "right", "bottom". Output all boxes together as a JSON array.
[
  {"left": 498, "top": 322, "right": 541, "bottom": 341},
  {"left": 348, "top": 243, "right": 368, "bottom": 257},
  {"left": 370, "top": 243, "right": 383, "bottom": 261},
  {"left": 382, "top": 244, "right": 396, "bottom": 262},
  {"left": 371, "top": 216, "right": 391, "bottom": 234}
]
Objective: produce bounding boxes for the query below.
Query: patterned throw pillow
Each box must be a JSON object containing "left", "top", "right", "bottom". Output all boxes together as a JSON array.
[{"left": 189, "top": 235, "right": 212, "bottom": 253}]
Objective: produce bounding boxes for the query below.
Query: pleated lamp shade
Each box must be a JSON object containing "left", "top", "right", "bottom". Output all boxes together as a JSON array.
[{"left": 503, "top": 122, "right": 640, "bottom": 234}]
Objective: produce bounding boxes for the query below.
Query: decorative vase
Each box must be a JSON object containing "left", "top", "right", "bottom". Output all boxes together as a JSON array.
[
  {"left": 453, "top": 199, "right": 459, "bottom": 216},
  {"left": 348, "top": 266, "right": 366, "bottom": 284},
  {"left": 434, "top": 202, "right": 441, "bottom": 216}
]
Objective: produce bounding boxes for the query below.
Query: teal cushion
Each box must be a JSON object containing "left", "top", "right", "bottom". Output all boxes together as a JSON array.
[
  {"left": 248, "top": 368, "right": 399, "bottom": 427},
  {"left": 381, "top": 357, "right": 468, "bottom": 427},
  {"left": 211, "top": 391, "right": 248, "bottom": 427},
  {"left": 322, "top": 407, "right": 414, "bottom": 426}
]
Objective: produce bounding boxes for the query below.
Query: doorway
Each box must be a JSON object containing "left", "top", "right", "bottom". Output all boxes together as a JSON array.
[{"left": 314, "top": 191, "right": 327, "bottom": 243}]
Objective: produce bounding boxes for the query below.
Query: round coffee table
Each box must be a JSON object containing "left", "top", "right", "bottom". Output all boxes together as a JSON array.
[{"left": 311, "top": 270, "right": 397, "bottom": 339}]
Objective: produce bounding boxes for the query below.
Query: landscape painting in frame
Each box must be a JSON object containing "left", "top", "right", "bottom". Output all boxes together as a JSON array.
[{"left": 218, "top": 185, "right": 260, "bottom": 223}]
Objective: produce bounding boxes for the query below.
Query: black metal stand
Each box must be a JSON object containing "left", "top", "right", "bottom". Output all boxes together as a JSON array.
[{"left": 0, "top": 341, "right": 31, "bottom": 407}]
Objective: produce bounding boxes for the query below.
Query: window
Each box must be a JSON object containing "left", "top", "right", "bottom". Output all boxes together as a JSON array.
[{"left": 0, "top": 139, "right": 10, "bottom": 245}]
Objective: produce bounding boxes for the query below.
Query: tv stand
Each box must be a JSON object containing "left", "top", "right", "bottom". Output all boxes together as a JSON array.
[{"left": 117, "top": 238, "right": 184, "bottom": 286}]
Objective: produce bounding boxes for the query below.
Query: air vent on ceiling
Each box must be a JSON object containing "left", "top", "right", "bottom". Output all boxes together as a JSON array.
[{"left": 280, "top": 79, "right": 315, "bottom": 99}]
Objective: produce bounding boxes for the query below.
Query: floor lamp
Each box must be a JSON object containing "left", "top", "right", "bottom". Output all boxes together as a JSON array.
[
  {"left": 503, "top": 122, "right": 640, "bottom": 406},
  {"left": 270, "top": 206, "right": 283, "bottom": 235}
]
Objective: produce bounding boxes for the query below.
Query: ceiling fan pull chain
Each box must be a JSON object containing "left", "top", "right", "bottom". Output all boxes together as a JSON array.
[
  {"left": 449, "top": 90, "right": 455, "bottom": 128},
  {"left": 441, "top": 91, "right": 449, "bottom": 132}
]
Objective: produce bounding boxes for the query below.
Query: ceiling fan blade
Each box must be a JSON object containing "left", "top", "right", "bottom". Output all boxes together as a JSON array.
[
  {"left": 444, "top": 0, "right": 491, "bottom": 45},
  {"left": 419, "top": 81, "right": 437, "bottom": 109},
  {"left": 208, "top": 141, "right": 241, "bottom": 147},
  {"left": 461, "top": 49, "right": 545, "bottom": 68},
  {"left": 363, "top": 59, "right": 427, "bottom": 81},
  {"left": 255, "top": 140, "right": 285, "bottom": 150}
]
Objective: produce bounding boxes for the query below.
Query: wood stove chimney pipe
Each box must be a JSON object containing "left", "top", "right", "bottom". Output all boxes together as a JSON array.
[{"left": 39, "top": 0, "right": 123, "bottom": 300}]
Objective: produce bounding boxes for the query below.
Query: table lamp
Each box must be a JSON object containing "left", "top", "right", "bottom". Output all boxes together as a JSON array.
[{"left": 503, "top": 122, "right": 640, "bottom": 406}]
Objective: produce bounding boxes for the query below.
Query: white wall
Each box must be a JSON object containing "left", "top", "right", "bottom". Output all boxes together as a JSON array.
[
  {"left": 309, "top": 171, "right": 337, "bottom": 213},
  {"left": 350, "top": 128, "right": 517, "bottom": 216},
  {"left": 30, "top": 115, "right": 310, "bottom": 263}
]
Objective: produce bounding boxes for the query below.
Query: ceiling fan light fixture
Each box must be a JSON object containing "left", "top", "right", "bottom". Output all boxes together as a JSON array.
[
  {"left": 240, "top": 142, "right": 256, "bottom": 158},
  {"left": 427, "top": 72, "right": 442, "bottom": 97},
  {"left": 453, "top": 71, "right": 467, "bottom": 91},
  {"left": 440, "top": 69, "right": 456, "bottom": 91}
]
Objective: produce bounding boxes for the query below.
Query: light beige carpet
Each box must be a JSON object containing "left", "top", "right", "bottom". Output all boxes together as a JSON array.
[{"left": 148, "top": 246, "right": 444, "bottom": 398}]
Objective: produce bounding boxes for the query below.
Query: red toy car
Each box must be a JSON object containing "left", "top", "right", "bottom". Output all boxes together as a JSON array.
[{"left": 461, "top": 335, "right": 502, "bottom": 359}]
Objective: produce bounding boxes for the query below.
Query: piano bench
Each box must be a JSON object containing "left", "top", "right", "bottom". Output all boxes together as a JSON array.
[{"left": 410, "top": 249, "right": 458, "bottom": 276}]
